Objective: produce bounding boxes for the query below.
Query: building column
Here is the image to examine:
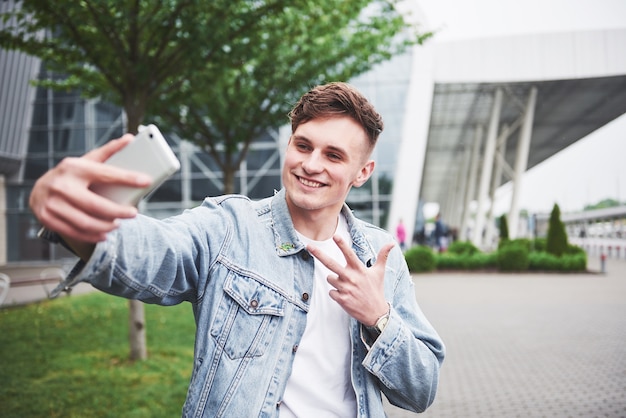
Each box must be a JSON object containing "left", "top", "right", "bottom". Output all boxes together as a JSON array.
[
  {"left": 452, "top": 139, "right": 472, "bottom": 231},
  {"left": 0, "top": 175, "right": 6, "bottom": 265},
  {"left": 472, "top": 88, "right": 503, "bottom": 247},
  {"left": 460, "top": 125, "right": 483, "bottom": 242},
  {"left": 508, "top": 87, "right": 537, "bottom": 238},
  {"left": 447, "top": 157, "right": 464, "bottom": 230},
  {"left": 179, "top": 139, "right": 193, "bottom": 208},
  {"left": 485, "top": 124, "right": 510, "bottom": 248},
  {"left": 388, "top": 42, "right": 435, "bottom": 237}
]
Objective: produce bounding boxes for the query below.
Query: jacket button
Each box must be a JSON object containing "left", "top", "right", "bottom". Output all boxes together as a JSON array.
[
  {"left": 276, "top": 400, "right": 282, "bottom": 408},
  {"left": 292, "top": 344, "right": 298, "bottom": 353},
  {"left": 249, "top": 299, "right": 259, "bottom": 308},
  {"left": 302, "top": 293, "right": 309, "bottom": 301},
  {"left": 300, "top": 251, "right": 310, "bottom": 261}
]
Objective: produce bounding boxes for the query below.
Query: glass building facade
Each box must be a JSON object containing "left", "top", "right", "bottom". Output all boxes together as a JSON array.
[{"left": 3, "top": 51, "right": 412, "bottom": 264}]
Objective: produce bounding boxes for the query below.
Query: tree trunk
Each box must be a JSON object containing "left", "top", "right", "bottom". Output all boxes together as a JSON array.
[
  {"left": 129, "top": 299, "right": 147, "bottom": 360},
  {"left": 223, "top": 166, "right": 236, "bottom": 195},
  {"left": 125, "top": 113, "right": 147, "bottom": 361}
]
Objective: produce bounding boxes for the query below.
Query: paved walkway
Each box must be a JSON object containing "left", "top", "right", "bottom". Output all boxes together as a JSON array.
[
  {"left": 0, "top": 262, "right": 93, "bottom": 307},
  {"left": 385, "top": 257, "right": 626, "bottom": 417}
]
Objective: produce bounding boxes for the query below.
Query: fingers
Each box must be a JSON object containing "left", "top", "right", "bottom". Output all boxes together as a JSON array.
[
  {"left": 28, "top": 135, "right": 152, "bottom": 243},
  {"left": 38, "top": 208, "right": 114, "bottom": 243},
  {"left": 79, "top": 150, "right": 153, "bottom": 189},
  {"left": 306, "top": 243, "right": 343, "bottom": 273},
  {"left": 332, "top": 235, "right": 363, "bottom": 267},
  {"left": 81, "top": 134, "right": 153, "bottom": 193},
  {"left": 305, "top": 235, "right": 366, "bottom": 276},
  {"left": 312, "top": 237, "right": 392, "bottom": 326},
  {"left": 33, "top": 181, "right": 133, "bottom": 243},
  {"left": 307, "top": 236, "right": 396, "bottom": 276},
  {"left": 84, "top": 134, "right": 134, "bottom": 162}
]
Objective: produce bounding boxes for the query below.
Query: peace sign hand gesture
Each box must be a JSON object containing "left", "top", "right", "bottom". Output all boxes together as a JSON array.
[{"left": 306, "top": 235, "right": 395, "bottom": 327}]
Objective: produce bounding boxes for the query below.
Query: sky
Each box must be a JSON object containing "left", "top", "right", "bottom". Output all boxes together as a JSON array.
[{"left": 417, "top": 0, "right": 626, "bottom": 215}]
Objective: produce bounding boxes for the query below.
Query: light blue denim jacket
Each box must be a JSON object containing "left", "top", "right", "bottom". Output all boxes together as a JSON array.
[{"left": 52, "top": 189, "right": 445, "bottom": 417}]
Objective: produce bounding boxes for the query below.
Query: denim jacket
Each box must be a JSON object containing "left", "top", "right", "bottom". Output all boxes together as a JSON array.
[{"left": 52, "top": 189, "right": 445, "bottom": 417}]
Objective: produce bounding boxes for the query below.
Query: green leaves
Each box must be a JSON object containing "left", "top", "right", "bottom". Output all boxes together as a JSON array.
[{"left": 1, "top": 0, "right": 431, "bottom": 192}]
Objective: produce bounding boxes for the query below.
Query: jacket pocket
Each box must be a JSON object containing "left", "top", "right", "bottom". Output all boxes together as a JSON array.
[{"left": 211, "top": 271, "right": 285, "bottom": 359}]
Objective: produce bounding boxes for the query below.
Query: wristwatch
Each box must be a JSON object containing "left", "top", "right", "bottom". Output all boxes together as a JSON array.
[{"left": 366, "top": 306, "right": 390, "bottom": 337}]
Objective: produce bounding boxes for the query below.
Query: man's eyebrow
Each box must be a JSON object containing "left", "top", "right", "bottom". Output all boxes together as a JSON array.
[
  {"left": 291, "top": 134, "right": 308, "bottom": 142},
  {"left": 292, "top": 135, "right": 348, "bottom": 156},
  {"left": 326, "top": 144, "right": 348, "bottom": 156}
]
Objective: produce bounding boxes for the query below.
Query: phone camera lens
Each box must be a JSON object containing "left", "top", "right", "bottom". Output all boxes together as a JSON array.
[{"left": 149, "top": 134, "right": 153, "bottom": 139}]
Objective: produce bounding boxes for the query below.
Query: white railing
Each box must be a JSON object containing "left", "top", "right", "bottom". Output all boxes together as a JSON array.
[{"left": 570, "top": 237, "right": 626, "bottom": 259}]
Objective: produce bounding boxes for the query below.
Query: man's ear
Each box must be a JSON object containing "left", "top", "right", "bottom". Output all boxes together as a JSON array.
[{"left": 353, "top": 160, "right": 375, "bottom": 187}]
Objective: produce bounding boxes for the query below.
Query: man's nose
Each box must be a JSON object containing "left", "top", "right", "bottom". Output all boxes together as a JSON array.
[{"left": 302, "top": 151, "right": 323, "bottom": 173}]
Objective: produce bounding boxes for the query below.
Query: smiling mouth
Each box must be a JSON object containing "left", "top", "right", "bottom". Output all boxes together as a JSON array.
[{"left": 297, "top": 176, "right": 325, "bottom": 188}]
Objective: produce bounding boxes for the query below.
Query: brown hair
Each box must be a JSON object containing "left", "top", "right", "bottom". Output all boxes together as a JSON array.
[{"left": 288, "top": 82, "right": 384, "bottom": 148}]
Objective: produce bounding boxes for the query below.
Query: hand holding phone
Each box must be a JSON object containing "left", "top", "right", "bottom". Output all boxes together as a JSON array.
[{"left": 90, "top": 124, "right": 180, "bottom": 206}]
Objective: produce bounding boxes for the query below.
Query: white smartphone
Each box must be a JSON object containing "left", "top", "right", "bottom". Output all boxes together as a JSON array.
[{"left": 91, "top": 124, "right": 181, "bottom": 206}]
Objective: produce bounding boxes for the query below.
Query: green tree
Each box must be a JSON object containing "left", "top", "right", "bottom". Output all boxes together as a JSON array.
[
  {"left": 155, "top": 1, "right": 430, "bottom": 193},
  {"left": 584, "top": 198, "right": 622, "bottom": 211},
  {"left": 1, "top": 0, "right": 429, "bottom": 359},
  {"left": 0, "top": 1, "right": 284, "bottom": 132},
  {"left": 546, "top": 203, "right": 568, "bottom": 257},
  {"left": 2, "top": 0, "right": 292, "bottom": 362}
]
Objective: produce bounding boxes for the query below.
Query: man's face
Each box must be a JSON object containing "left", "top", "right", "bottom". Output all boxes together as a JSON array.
[{"left": 282, "top": 116, "right": 375, "bottom": 220}]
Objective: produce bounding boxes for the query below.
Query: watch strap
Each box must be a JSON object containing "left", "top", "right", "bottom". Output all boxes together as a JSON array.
[{"left": 365, "top": 304, "right": 390, "bottom": 336}]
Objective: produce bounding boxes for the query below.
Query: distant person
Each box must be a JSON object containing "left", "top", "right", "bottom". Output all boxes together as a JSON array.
[
  {"left": 29, "top": 82, "right": 445, "bottom": 417},
  {"left": 413, "top": 226, "right": 426, "bottom": 246},
  {"left": 434, "top": 213, "right": 447, "bottom": 253},
  {"left": 396, "top": 219, "right": 407, "bottom": 250}
]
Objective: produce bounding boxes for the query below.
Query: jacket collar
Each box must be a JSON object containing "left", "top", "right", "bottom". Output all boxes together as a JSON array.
[{"left": 267, "top": 189, "right": 376, "bottom": 264}]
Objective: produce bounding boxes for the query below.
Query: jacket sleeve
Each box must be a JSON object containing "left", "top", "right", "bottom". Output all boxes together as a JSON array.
[
  {"left": 360, "top": 248, "right": 445, "bottom": 413},
  {"left": 59, "top": 205, "right": 226, "bottom": 306}
]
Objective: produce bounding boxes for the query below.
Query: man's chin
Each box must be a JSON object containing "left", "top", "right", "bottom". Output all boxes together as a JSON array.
[{"left": 286, "top": 191, "right": 323, "bottom": 211}]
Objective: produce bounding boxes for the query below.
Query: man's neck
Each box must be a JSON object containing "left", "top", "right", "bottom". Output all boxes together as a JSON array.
[{"left": 289, "top": 207, "right": 342, "bottom": 241}]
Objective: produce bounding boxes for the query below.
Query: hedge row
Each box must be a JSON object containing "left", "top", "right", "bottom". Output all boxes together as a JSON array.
[{"left": 404, "top": 238, "right": 587, "bottom": 273}]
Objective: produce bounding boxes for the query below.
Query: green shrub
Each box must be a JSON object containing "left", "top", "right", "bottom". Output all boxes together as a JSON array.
[
  {"left": 497, "top": 243, "right": 529, "bottom": 271},
  {"left": 533, "top": 238, "right": 546, "bottom": 252},
  {"left": 447, "top": 240, "right": 480, "bottom": 256},
  {"left": 474, "top": 252, "right": 499, "bottom": 269},
  {"left": 499, "top": 238, "right": 532, "bottom": 251},
  {"left": 562, "top": 253, "right": 587, "bottom": 271},
  {"left": 404, "top": 245, "right": 436, "bottom": 273},
  {"left": 529, "top": 251, "right": 587, "bottom": 271},
  {"left": 465, "top": 252, "right": 498, "bottom": 270},
  {"left": 436, "top": 251, "right": 497, "bottom": 270},
  {"left": 499, "top": 214, "right": 509, "bottom": 241},
  {"left": 566, "top": 243, "right": 586, "bottom": 256},
  {"left": 546, "top": 203, "right": 568, "bottom": 256},
  {"left": 435, "top": 253, "right": 466, "bottom": 270},
  {"left": 528, "top": 251, "right": 561, "bottom": 271}
]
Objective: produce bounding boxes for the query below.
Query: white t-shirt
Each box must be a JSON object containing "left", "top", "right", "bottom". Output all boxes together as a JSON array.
[{"left": 280, "top": 215, "right": 357, "bottom": 418}]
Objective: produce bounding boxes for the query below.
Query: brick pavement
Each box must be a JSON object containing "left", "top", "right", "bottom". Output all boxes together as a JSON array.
[{"left": 385, "top": 257, "right": 626, "bottom": 417}]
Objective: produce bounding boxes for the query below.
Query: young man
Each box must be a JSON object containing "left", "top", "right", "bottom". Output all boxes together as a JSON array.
[{"left": 30, "top": 82, "right": 445, "bottom": 417}]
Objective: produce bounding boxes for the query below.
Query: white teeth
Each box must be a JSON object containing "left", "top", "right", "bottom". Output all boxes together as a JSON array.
[{"left": 299, "top": 177, "right": 323, "bottom": 188}]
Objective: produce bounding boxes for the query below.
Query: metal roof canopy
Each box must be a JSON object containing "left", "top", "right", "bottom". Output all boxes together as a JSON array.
[{"left": 420, "top": 74, "right": 626, "bottom": 207}]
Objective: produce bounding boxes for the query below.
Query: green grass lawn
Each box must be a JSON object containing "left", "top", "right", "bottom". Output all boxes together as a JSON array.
[{"left": 0, "top": 291, "right": 196, "bottom": 418}]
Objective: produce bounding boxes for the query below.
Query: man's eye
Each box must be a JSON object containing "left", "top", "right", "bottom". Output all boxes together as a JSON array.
[{"left": 328, "top": 153, "right": 342, "bottom": 160}]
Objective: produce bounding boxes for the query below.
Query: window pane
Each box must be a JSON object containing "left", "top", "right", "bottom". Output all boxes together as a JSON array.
[{"left": 23, "top": 157, "right": 49, "bottom": 181}]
